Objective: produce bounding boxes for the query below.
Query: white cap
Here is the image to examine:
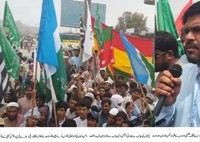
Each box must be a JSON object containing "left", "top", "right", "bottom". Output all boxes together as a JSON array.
[
  {"left": 109, "top": 108, "right": 118, "bottom": 116},
  {"left": 105, "top": 80, "right": 112, "bottom": 85},
  {"left": 100, "top": 68, "right": 106, "bottom": 71},
  {"left": 85, "top": 92, "right": 95, "bottom": 101},
  {"left": 146, "top": 93, "right": 155, "bottom": 101},
  {"left": 7, "top": 102, "right": 19, "bottom": 108}
]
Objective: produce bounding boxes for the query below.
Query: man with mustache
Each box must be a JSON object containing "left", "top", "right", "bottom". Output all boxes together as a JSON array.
[{"left": 155, "top": 1, "right": 200, "bottom": 127}]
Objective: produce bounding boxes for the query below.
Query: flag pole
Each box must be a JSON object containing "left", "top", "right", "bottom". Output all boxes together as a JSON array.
[
  {"left": 49, "top": 77, "right": 58, "bottom": 127},
  {"left": 31, "top": 58, "right": 38, "bottom": 121}
]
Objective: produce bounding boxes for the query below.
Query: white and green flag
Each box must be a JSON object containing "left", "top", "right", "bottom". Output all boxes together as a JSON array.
[{"left": 3, "top": 1, "right": 21, "bottom": 47}]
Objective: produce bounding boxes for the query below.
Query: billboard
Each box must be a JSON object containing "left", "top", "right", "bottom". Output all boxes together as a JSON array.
[{"left": 61, "top": 0, "right": 106, "bottom": 28}]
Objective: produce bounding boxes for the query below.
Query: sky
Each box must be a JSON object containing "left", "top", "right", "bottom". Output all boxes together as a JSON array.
[
  {"left": 0, "top": 0, "right": 199, "bottom": 31},
  {"left": 0, "top": 0, "right": 155, "bottom": 29}
]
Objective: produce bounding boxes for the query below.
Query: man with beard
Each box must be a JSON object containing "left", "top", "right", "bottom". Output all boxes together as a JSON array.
[
  {"left": 17, "top": 82, "right": 36, "bottom": 115},
  {"left": 3, "top": 102, "right": 25, "bottom": 127},
  {"left": 155, "top": 1, "right": 200, "bottom": 127}
]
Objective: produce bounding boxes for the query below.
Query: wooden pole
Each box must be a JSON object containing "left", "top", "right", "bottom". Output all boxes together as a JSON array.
[{"left": 31, "top": 60, "right": 38, "bottom": 125}]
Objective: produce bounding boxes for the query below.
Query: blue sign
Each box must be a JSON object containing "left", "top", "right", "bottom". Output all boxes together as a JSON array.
[{"left": 61, "top": 0, "right": 106, "bottom": 28}]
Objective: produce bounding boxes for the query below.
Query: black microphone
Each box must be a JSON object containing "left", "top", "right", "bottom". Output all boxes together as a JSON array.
[{"left": 154, "top": 64, "right": 182, "bottom": 116}]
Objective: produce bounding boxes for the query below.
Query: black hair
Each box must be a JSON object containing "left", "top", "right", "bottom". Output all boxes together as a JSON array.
[
  {"left": 103, "top": 92, "right": 112, "bottom": 99},
  {"left": 56, "top": 101, "right": 67, "bottom": 111},
  {"left": 182, "top": 1, "right": 200, "bottom": 24},
  {"left": 101, "top": 99, "right": 111, "bottom": 106},
  {"left": 132, "top": 88, "right": 141, "bottom": 94},
  {"left": 122, "top": 119, "right": 135, "bottom": 127},
  {"left": 125, "top": 101, "right": 132, "bottom": 108},
  {"left": 155, "top": 31, "right": 179, "bottom": 58},
  {"left": 35, "top": 93, "right": 46, "bottom": 101},
  {"left": 62, "top": 119, "right": 77, "bottom": 127},
  {"left": 79, "top": 99, "right": 91, "bottom": 110},
  {"left": 24, "top": 81, "right": 34, "bottom": 90},
  {"left": 116, "top": 111, "right": 128, "bottom": 120},
  {"left": 121, "top": 82, "right": 128, "bottom": 90},
  {"left": 129, "top": 82, "right": 138, "bottom": 89}
]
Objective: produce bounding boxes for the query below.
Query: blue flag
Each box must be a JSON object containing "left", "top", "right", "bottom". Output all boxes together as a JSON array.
[
  {"left": 120, "top": 32, "right": 155, "bottom": 87},
  {"left": 37, "top": 0, "right": 66, "bottom": 103},
  {"left": 37, "top": 0, "right": 59, "bottom": 71}
]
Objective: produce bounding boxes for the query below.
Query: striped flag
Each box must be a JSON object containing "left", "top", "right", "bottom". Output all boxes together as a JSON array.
[
  {"left": 0, "top": 47, "right": 9, "bottom": 102},
  {"left": 120, "top": 32, "right": 155, "bottom": 87},
  {"left": 37, "top": 0, "right": 66, "bottom": 103},
  {"left": 79, "top": 14, "right": 85, "bottom": 49}
]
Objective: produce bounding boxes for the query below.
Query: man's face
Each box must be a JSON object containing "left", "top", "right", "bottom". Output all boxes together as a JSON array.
[
  {"left": 99, "top": 88, "right": 105, "bottom": 99},
  {"left": 4, "top": 94, "right": 12, "bottom": 103},
  {"left": 101, "top": 102, "right": 111, "bottom": 114},
  {"left": 87, "top": 118, "right": 98, "bottom": 127},
  {"left": 69, "top": 99, "right": 77, "bottom": 110},
  {"left": 25, "top": 87, "right": 33, "bottom": 99},
  {"left": 107, "top": 114, "right": 116, "bottom": 125},
  {"left": 131, "top": 91, "right": 140, "bottom": 100},
  {"left": 79, "top": 106, "right": 89, "bottom": 120},
  {"left": 36, "top": 98, "right": 44, "bottom": 108},
  {"left": 155, "top": 50, "right": 169, "bottom": 72},
  {"left": 104, "top": 83, "right": 111, "bottom": 91},
  {"left": 6, "top": 107, "right": 18, "bottom": 121},
  {"left": 74, "top": 50, "right": 80, "bottom": 56},
  {"left": 116, "top": 116, "right": 124, "bottom": 127},
  {"left": 181, "top": 14, "right": 200, "bottom": 65},
  {"left": 56, "top": 108, "right": 66, "bottom": 119}
]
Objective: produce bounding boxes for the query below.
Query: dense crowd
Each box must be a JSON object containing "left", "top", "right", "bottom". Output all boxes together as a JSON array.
[{"left": 0, "top": 47, "right": 156, "bottom": 127}]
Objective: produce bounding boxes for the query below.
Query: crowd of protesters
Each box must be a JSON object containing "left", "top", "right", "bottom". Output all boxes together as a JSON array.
[{"left": 0, "top": 46, "right": 156, "bottom": 127}]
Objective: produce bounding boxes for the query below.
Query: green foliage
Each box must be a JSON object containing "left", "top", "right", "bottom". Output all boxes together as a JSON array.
[{"left": 115, "top": 11, "right": 148, "bottom": 34}]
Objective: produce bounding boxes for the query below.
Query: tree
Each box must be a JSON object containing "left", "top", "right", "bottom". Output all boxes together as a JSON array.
[{"left": 115, "top": 11, "right": 148, "bottom": 34}]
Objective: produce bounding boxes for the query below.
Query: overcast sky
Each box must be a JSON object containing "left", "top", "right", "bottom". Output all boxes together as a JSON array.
[
  {"left": 0, "top": 0, "right": 199, "bottom": 30},
  {"left": 0, "top": 0, "right": 155, "bottom": 29}
]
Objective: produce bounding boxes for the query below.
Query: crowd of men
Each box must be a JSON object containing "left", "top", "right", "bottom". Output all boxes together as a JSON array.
[
  {"left": 0, "top": 44, "right": 155, "bottom": 127},
  {"left": 1, "top": 1, "right": 200, "bottom": 128}
]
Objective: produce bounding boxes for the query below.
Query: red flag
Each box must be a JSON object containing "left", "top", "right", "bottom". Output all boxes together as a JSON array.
[
  {"left": 99, "top": 27, "right": 114, "bottom": 68},
  {"left": 175, "top": 0, "right": 192, "bottom": 35}
]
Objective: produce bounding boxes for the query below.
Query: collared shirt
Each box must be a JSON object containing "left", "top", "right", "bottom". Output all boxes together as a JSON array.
[
  {"left": 156, "top": 63, "right": 200, "bottom": 127},
  {"left": 65, "top": 108, "right": 76, "bottom": 119}
]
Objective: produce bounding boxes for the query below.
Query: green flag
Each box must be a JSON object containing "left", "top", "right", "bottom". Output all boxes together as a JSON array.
[
  {"left": 94, "top": 3, "right": 104, "bottom": 49},
  {"left": 0, "top": 27, "right": 21, "bottom": 79},
  {"left": 3, "top": 1, "right": 21, "bottom": 47},
  {"left": 45, "top": 49, "right": 67, "bottom": 102},
  {"left": 157, "top": 0, "right": 184, "bottom": 57},
  {"left": 36, "top": 70, "right": 46, "bottom": 95}
]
